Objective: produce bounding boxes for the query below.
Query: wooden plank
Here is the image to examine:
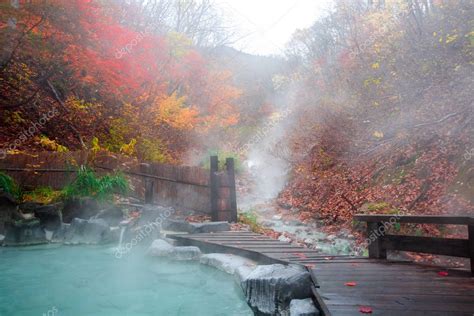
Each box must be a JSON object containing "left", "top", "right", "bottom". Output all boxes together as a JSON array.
[
  {"left": 367, "top": 222, "right": 386, "bottom": 259},
  {"left": 209, "top": 156, "right": 219, "bottom": 221},
  {"left": 382, "top": 234, "right": 470, "bottom": 258},
  {"left": 226, "top": 158, "right": 238, "bottom": 222},
  {"left": 468, "top": 225, "right": 474, "bottom": 274},
  {"left": 354, "top": 214, "right": 472, "bottom": 225}
]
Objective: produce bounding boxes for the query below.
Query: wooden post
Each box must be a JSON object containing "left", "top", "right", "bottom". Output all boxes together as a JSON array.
[
  {"left": 367, "top": 222, "right": 387, "bottom": 259},
  {"left": 226, "top": 158, "right": 238, "bottom": 222},
  {"left": 468, "top": 222, "right": 474, "bottom": 275},
  {"left": 145, "top": 180, "right": 154, "bottom": 204},
  {"left": 210, "top": 156, "right": 219, "bottom": 221}
]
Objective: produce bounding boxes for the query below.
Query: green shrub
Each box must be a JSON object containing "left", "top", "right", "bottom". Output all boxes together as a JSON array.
[
  {"left": 0, "top": 171, "right": 20, "bottom": 199},
  {"left": 62, "top": 166, "right": 129, "bottom": 201}
]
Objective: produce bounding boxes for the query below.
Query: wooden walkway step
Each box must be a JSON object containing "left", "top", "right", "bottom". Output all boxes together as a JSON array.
[{"left": 168, "top": 231, "right": 474, "bottom": 315}]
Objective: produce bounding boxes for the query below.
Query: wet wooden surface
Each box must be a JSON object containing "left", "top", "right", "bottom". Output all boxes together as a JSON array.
[{"left": 169, "top": 231, "right": 474, "bottom": 315}]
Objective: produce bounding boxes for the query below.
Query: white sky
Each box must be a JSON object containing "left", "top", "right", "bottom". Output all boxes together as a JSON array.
[{"left": 215, "top": 0, "right": 333, "bottom": 56}]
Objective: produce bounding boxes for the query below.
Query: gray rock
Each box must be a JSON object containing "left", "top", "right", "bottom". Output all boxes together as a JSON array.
[
  {"left": 163, "top": 219, "right": 230, "bottom": 233},
  {"left": 62, "top": 198, "right": 111, "bottom": 223},
  {"left": 64, "top": 218, "right": 112, "bottom": 245},
  {"left": 0, "top": 193, "right": 19, "bottom": 235},
  {"left": 33, "top": 203, "right": 63, "bottom": 231},
  {"left": 200, "top": 253, "right": 256, "bottom": 275},
  {"left": 290, "top": 299, "right": 319, "bottom": 316},
  {"left": 169, "top": 246, "right": 201, "bottom": 260},
  {"left": 188, "top": 221, "right": 230, "bottom": 233},
  {"left": 3, "top": 219, "right": 47, "bottom": 246},
  {"left": 242, "top": 264, "right": 313, "bottom": 316},
  {"left": 91, "top": 206, "right": 123, "bottom": 227},
  {"left": 147, "top": 239, "right": 174, "bottom": 256},
  {"left": 162, "top": 219, "right": 191, "bottom": 232}
]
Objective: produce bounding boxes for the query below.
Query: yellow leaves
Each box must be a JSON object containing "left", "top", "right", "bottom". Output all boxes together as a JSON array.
[
  {"left": 120, "top": 138, "right": 137, "bottom": 156},
  {"left": 373, "top": 131, "right": 384, "bottom": 139},
  {"left": 91, "top": 137, "right": 101, "bottom": 154},
  {"left": 166, "top": 31, "right": 193, "bottom": 58},
  {"left": 39, "top": 136, "right": 68, "bottom": 153},
  {"left": 153, "top": 92, "right": 198, "bottom": 130},
  {"left": 371, "top": 62, "right": 380, "bottom": 69},
  {"left": 445, "top": 34, "right": 458, "bottom": 44}
]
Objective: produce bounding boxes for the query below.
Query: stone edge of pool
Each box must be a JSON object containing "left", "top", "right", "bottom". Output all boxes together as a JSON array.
[{"left": 147, "top": 236, "right": 320, "bottom": 316}]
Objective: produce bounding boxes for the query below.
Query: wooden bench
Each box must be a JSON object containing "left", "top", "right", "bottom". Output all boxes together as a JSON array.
[{"left": 354, "top": 214, "right": 474, "bottom": 274}]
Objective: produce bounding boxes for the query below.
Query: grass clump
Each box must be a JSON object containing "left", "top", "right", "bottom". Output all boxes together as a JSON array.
[
  {"left": 22, "top": 186, "right": 61, "bottom": 204},
  {"left": 62, "top": 166, "right": 129, "bottom": 201},
  {"left": 0, "top": 171, "right": 21, "bottom": 199},
  {"left": 238, "top": 211, "right": 265, "bottom": 234}
]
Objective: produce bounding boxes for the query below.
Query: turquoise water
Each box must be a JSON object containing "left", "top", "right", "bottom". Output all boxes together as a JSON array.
[{"left": 0, "top": 245, "right": 252, "bottom": 316}]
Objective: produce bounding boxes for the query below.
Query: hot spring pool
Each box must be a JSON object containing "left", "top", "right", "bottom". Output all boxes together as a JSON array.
[{"left": 0, "top": 245, "right": 252, "bottom": 316}]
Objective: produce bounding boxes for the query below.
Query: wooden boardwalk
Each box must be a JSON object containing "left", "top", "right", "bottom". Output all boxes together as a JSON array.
[{"left": 169, "top": 231, "right": 474, "bottom": 316}]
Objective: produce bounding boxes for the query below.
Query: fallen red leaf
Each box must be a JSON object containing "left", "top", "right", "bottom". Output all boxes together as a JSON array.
[
  {"left": 344, "top": 282, "right": 357, "bottom": 287},
  {"left": 293, "top": 252, "right": 307, "bottom": 259},
  {"left": 437, "top": 271, "right": 449, "bottom": 277},
  {"left": 359, "top": 306, "right": 373, "bottom": 314}
]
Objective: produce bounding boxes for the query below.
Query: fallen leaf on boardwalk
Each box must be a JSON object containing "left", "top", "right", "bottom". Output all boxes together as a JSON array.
[
  {"left": 437, "top": 271, "right": 449, "bottom": 277},
  {"left": 324, "top": 257, "right": 334, "bottom": 260},
  {"left": 344, "top": 282, "right": 357, "bottom": 286},
  {"left": 359, "top": 306, "right": 373, "bottom": 314},
  {"left": 293, "top": 252, "right": 307, "bottom": 259}
]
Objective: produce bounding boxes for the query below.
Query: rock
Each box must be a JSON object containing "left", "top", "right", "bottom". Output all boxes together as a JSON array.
[
  {"left": 326, "top": 234, "right": 336, "bottom": 242},
  {"left": 91, "top": 206, "right": 123, "bottom": 227},
  {"left": 272, "top": 215, "right": 282, "bottom": 220},
  {"left": 19, "top": 202, "right": 43, "bottom": 214},
  {"left": 188, "top": 221, "right": 230, "bottom": 233},
  {"left": 200, "top": 253, "right": 256, "bottom": 275},
  {"left": 278, "top": 235, "right": 292, "bottom": 243},
  {"left": 147, "top": 239, "right": 174, "bottom": 256},
  {"left": 162, "top": 219, "right": 191, "bottom": 232},
  {"left": 64, "top": 218, "right": 112, "bottom": 245},
  {"left": 0, "top": 234, "right": 4, "bottom": 243},
  {"left": 163, "top": 219, "right": 230, "bottom": 233},
  {"left": 169, "top": 246, "right": 201, "bottom": 260},
  {"left": 235, "top": 265, "right": 257, "bottom": 284},
  {"left": 0, "top": 193, "right": 19, "bottom": 235},
  {"left": 289, "top": 299, "right": 319, "bottom": 316},
  {"left": 242, "top": 264, "right": 313, "bottom": 315},
  {"left": 33, "top": 203, "right": 63, "bottom": 231},
  {"left": 62, "top": 198, "right": 105, "bottom": 223},
  {"left": 3, "top": 219, "right": 47, "bottom": 246}
]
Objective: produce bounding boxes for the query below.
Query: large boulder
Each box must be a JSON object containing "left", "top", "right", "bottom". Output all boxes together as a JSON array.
[
  {"left": 169, "top": 246, "right": 201, "bottom": 260},
  {"left": 91, "top": 205, "right": 124, "bottom": 227},
  {"left": 242, "top": 264, "right": 313, "bottom": 316},
  {"left": 163, "top": 219, "right": 230, "bottom": 233},
  {"left": 63, "top": 218, "right": 112, "bottom": 245},
  {"left": 33, "top": 203, "right": 63, "bottom": 232},
  {"left": 0, "top": 193, "right": 19, "bottom": 235},
  {"left": 188, "top": 221, "right": 230, "bottom": 233},
  {"left": 3, "top": 219, "right": 47, "bottom": 246},
  {"left": 147, "top": 239, "right": 174, "bottom": 257},
  {"left": 62, "top": 198, "right": 104, "bottom": 223},
  {"left": 290, "top": 299, "right": 320, "bottom": 316},
  {"left": 200, "top": 253, "right": 257, "bottom": 275}
]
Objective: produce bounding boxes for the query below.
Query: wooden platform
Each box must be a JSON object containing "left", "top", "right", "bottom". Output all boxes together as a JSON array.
[{"left": 169, "top": 231, "right": 474, "bottom": 316}]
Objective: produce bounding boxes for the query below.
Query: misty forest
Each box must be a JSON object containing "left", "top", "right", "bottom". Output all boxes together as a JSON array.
[{"left": 0, "top": 0, "right": 473, "bottom": 316}]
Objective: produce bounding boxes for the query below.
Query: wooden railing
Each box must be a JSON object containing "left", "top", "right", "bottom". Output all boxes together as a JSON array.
[{"left": 354, "top": 214, "right": 474, "bottom": 274}]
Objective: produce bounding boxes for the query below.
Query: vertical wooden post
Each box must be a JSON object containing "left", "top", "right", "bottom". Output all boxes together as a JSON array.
[
  {"left": 367, "top": 222, "right": 387, "bottom": 259},
  {"left": 468, "top": 221, "right": 474, "bottom": 275},
  {"left": 145, "top": 180, "right": 154, "bottom": 204},
  {"left": 226, "top": 158, "right": 238, "bottom": 223},
  {"left": 210, "top": 156, "right": 219, "bottom": 221}
]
